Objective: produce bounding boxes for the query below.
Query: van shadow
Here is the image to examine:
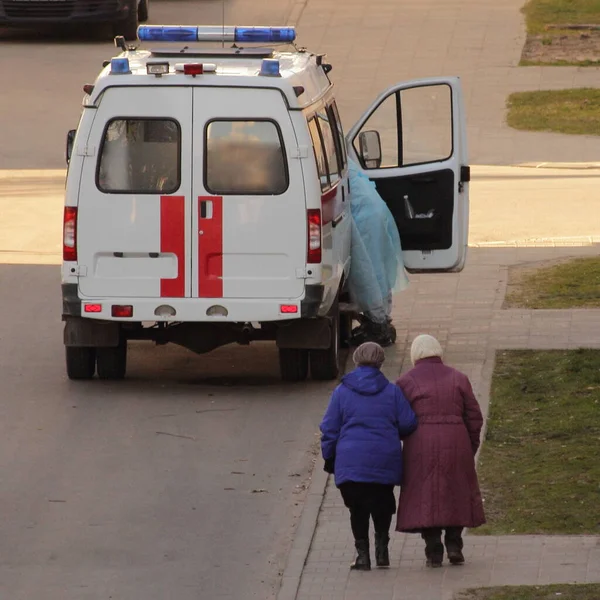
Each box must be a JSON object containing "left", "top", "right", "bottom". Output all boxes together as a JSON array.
[{"left": 0, "top": 263, "right": 347, "bottom": 398}]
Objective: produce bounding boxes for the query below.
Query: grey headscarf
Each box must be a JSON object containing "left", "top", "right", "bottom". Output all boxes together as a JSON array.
[{"left": 352, "top": 342, "right": 385, "bottom": 369}]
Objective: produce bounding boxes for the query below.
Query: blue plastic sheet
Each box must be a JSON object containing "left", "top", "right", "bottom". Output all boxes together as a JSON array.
[{"left": 347, "top": 159, "right": 409, "bottom": 323}]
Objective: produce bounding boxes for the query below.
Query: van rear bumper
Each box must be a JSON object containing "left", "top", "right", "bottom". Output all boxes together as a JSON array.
[{"left": 62, "top": 283, "right": 324, "bottom": 322}]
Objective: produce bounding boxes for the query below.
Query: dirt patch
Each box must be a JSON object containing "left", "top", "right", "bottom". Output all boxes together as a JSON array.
[{"left": 521, "top": 31, "right": 600, "bottom": 64}]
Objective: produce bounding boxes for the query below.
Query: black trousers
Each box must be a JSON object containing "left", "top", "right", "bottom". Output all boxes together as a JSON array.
[
  {"left": 338, "top": 482, "right": 396, "bottom": 541},
  {"left": 421, "top": 527, "right": 464, "bottom": 559}
]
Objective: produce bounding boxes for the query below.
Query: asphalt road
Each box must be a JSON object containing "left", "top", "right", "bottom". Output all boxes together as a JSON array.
[{"left": 0, "top": 2, "right": 341, "bottom": 599}]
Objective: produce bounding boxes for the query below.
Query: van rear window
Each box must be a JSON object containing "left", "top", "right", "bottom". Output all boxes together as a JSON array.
[
  {"left": 205, "top": 120, "right": 288, "bottom": 195},
  {"left": 97, "top": 119, "right": 180, "bottom": 194}
]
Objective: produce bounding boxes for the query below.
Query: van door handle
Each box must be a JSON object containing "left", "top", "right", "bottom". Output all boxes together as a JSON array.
[
  {"left": 332, "top": 212, "right": 345, "bottom": 228},
  {"left": 200, "top": 200, "right": 213, "bottom": 219}
]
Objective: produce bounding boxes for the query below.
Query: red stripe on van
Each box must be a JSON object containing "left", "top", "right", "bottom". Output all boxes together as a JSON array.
[
  {"left": 321, "top": 184, "right": 338, "bottom": 225},
  {"left": 198, "top": 196, "right": 223, "bottom": 298},
  {"left": 160, "top": 195, "right": 186, "bottom": 298}
]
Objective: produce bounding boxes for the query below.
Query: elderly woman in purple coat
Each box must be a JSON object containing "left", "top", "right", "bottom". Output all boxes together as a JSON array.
[
  {"left": 320, "top": 342, "right": 417, "bottom": 571},
  {"left": 395, "top": 334, "right": 486, "bottom": 567}
]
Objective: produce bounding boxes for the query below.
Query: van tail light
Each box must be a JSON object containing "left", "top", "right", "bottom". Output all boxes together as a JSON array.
[
  {"left": 307, "top": 209, "right": 322, "bottom": 264},
  {"left": 63, "top": 206, "right": 78, "bottom": 262},
  {"left": 112, "top": 305, "right": 133, "bottom": 318}
]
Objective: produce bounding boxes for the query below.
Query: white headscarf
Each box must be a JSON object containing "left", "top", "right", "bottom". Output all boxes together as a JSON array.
[{"left": 410, "top": 334, "right": 443, "bottom": 365}]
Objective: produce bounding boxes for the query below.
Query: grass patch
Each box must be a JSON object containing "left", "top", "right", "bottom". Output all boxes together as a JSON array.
[
  {"left": 506, "top": 89, "right": 600, "bottom": 135},
  {"left": 456, "top": 583, "right": 600, "bottom": 600},
  {"left": 523, "top": 0, "right": 600, "bottom": 35},
  {"left": 505, "top": 257, "right": 600, "bottom": 309},
  {"left": 475, "top": 349, "right": 600, "bottom": 535},
  {"left": 520, "top": 1, "right": 600, "bottom": 65}
]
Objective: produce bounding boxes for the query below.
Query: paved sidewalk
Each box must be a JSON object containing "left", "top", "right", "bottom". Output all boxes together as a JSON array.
[
  {"left": 290, "top": 243, "right": 600, "bottom": 600},
  {"left": 288, "top": 0, "right": 600, "bottom": 165}
]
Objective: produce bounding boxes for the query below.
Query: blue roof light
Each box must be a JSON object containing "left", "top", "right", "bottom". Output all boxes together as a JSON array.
[
  {"left": 137, "top": 25, "right": 296, "bottom": 44},
  {"left": 110, "top": 57, "right": 131, "bottom": 74},
  {"left": 260, "top": 58, "right": 281, "bottom": 77},
  {"left": 235, "top": 27, "right": 295, "bottom": 43},
  {"left": 137, "top": 26, "right": 198, "bottom": 42}
]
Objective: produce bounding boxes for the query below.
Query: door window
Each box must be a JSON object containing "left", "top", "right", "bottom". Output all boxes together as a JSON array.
[
  {"left": 316, "top": 112, "right": 341, "bottom": 185},
  {"left": 327, "top": 101, "right": 347, "bottom": 171},
  {"left": 308, "top": 117, "right": 329, "bottom": 191},
  {"left": 204, "top": 120, "right": 288, "bottom": 195},
  {"left": 353, "top": 84, "right": 453, "bottom": 169},
  {"left": 96, "top": 118, "right": 181, "bottom": 193}
]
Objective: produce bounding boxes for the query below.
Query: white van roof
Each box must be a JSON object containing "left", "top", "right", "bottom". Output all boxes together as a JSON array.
[{"left": 86, "top": 45, "right": 334, "bottom": 110}]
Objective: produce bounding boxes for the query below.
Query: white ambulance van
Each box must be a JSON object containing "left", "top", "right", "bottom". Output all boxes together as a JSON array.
[{"left": 62, "top": 25, "right": 470, "bottom": 382}]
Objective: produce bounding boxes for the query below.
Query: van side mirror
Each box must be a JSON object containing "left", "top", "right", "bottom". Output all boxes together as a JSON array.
[
  {"left": 358, "top": 130, "right": 382, "bottom": 169},
  {"left": 66, "top": 129, "right": 76, "bottom": 164}
]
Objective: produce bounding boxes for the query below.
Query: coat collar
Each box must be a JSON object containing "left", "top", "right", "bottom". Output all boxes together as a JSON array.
[{"left": 415, "top": 356, "right": 443, "bottom": 365}]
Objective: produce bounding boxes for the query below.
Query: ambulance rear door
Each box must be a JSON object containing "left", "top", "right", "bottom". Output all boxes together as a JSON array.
[
  {"left": 347, "top": 77, "right": 469, "bottom": 273},
  {"left": 190, "top": 87, "right": 307, "bottom": 300},
  {"left": 77, "top": 86, "right": 193, "bottom": 299}
]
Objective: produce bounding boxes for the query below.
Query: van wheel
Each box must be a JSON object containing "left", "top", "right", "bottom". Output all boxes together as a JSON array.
[
  {"left": 340, "top": 312, "right": 353, "bottom": 349},
  {"left": 113, "top": 0, "right": 138, "bottom": 41},
  {"left": 138, "top": 0, "right": 149, "bottom": 23},
  {"left": 96, "top": 338, "right": 127, "bottom": 380},
  {"left": 279, "top": 349, "right": 309, "bottom": 382},
  {"left": 310, "top": 307, "right": 340, "bottom": 381},
  {"left": 66, "top": 346, "right": 96, "bottom": 380}
]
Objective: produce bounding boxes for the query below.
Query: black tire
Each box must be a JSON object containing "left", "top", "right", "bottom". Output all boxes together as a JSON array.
[
  {"left": 279, "top": 348, "right": 309, "bottom": 382},
  {"left": 66, "top": 346, "right": 96, "bottom": 380},
  {"left": 138, "top": 0, "right": 148, "bottom": 23},
  {"left": 340, "top": 312, "right": 353, "bottom": 349},
  {"left": 113, "top": 0, "right": 138, "bottom": 41},
  {"left": 96, "top": 338, "right": 127, "bottom": 380},
  {"left": 310, "top": 306, "right": 340, "bottom": 381}
]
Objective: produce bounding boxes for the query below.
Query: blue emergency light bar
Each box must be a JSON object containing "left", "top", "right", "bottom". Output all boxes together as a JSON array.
[{"left": 137, "top": 25, "right": 296, "bottom": 44}]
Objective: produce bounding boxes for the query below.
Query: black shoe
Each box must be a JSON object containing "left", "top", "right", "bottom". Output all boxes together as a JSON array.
[
  {"left": 426, "top": 557, "right": 443, "bottom": 568},
  {"left": 448, "top": 549, "right": 465, "bottom": 565},
  {"left": 424, "top": 540, "right": 444, "bottom": 568},
  {"left": 350, "top": 539, "right": 371, "bottom": 571},
  {"left": 375, "top": 533, "right": 390, "bottom": 568}
]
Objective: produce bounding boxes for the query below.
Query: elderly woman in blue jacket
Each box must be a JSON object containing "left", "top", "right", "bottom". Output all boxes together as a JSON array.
[{"left": 320, "top": 342, "right": 417, "bottom": 571}]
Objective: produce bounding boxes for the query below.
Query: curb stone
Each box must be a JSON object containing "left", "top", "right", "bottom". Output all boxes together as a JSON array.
[
  {"left": 277, "top": 466, "right": 329, "bottom": 600},
  {"left": 0, "top": 169, "right": 66, "bottom": 180},
  {"left": 512, "top": 162, "right": 600, "bottom": 170}
]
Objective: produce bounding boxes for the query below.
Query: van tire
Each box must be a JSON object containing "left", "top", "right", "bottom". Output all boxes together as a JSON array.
[
  {"left": 279, "top": 349, "right": 309, "bottom": 382},
  {"left": 96, "top": 338, "right": 127, "bottom": 380},
  {"left": 113, "top": 0, "right": 138, "bottom": 41},
  {"left": 66, "top": 346, "right": 96, "bottom": 380},
  {"left": 310, "top": 306, "right": 340, "bottom": 381}
]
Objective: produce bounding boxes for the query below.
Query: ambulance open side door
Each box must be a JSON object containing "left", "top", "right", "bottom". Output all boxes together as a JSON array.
[{"left": 347, "top": 77, "right": 469, "bottom": 273}]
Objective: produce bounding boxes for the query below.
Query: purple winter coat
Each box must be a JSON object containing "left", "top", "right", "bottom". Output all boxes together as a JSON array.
[{"left": 395, "top": 357, "right": 486, "bottom": 531}]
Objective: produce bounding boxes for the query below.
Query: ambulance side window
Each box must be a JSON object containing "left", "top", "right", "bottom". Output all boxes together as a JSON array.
[
  {"left": 327, "top": 101, "right": 347, "bottom": 171},
  {"left": 205, "top": 120, "right": 288, "bottom": 195},
  {"left": 97, "top": 118, "right": 180, "bottom": 194},
  {"left": 308, "top": 117, "right": 329, "bottom": 192},
  {"left": 316, "top": 112, "right": 341, "bottom": 185}
]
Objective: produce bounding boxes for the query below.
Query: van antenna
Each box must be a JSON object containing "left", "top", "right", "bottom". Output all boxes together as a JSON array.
[{"left": 221, "top": 0, "right": 225, "bottom": 48}]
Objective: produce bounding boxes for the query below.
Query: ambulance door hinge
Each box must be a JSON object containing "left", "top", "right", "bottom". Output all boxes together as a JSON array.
[
  {"left": 296, "top": 267, "right": 312, "bottom": 279},
  {"left": 290, "top": 146, "right": 310, "bottom": 159},
  {"left": 76, "top": 145, "right": 96, "bottom": 157},
  {"left": 69, "top": 265, "right": 88, "bottom": 277}
]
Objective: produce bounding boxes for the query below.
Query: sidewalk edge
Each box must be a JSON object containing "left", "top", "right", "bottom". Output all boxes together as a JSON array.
[
  {"left": 277, "top": 466, "right": 329, "bottom": 600},
  {"left": 511, "top": 161, "right": 600, "bottom": 170}
]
